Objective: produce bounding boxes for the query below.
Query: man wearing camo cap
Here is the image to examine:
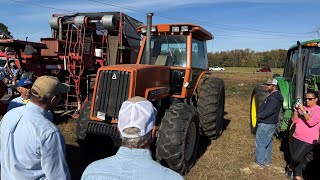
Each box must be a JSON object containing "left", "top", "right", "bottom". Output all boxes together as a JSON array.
[
  {"left": 81, "top": 96, "right": 183, "bottom": 180},
  {"left": 0, "top": 76, "right": 71, "bottom": 180}
]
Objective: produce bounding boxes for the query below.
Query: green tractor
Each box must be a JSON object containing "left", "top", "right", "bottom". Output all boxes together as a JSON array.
[
  {"left": 251, "top": 39, "right": 320, "bottom": 134},
  {"left": 250, "top": 39, "right": 320, "bottom": 175}
]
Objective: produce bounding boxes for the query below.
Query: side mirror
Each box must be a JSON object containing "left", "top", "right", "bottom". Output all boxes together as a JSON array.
[{"left": 24, "top": 45, "right": 36, "bottom": 55}]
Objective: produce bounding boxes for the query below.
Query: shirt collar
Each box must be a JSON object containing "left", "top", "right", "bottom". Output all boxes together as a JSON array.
[
  {"left": 26, "top": 101, "right": 53, "bottom": 121},
  {"left": 117, "top": 146, "right": 153, "bottom": 160}
]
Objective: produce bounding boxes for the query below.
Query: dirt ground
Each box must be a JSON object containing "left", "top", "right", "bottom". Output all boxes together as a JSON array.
[
  {"left": 185, "top": 71, "right": 287, "bottom": 180},
  {"left": 56, "top": 70, "right": 293, "bottom": 180},
  {"left": 2, "top": 70, "right": 318, "bottom": 179}
]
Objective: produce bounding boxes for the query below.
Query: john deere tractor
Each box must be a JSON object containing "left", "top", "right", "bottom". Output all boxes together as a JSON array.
[
  {"left": 76, "top": 14, "right": 225, "bottom": 174},
  {"left": 251, "top": 39, "right": 320, "bottom": 134},
  {"left": 250, "top": 39, "right": 320, "bottom": 172}
]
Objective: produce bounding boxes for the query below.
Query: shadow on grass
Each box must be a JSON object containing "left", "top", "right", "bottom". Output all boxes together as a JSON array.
[
  {"left": 66, "top": 135, "right": 119, "bottom": 180},
  {"left": 196, "top": 115, "right": 231, "bottom": 160}
]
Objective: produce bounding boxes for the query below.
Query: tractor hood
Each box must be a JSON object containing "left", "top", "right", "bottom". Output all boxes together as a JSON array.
[
  {"left": 97, "top": 64, "right": 171, "bottom": 97},
  {"left": 92, "top": 64, "right": 171, "bottom": 121}
]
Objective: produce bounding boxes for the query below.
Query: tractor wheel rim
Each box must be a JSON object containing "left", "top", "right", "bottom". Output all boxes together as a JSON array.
[
  {"left": 251, "top": 95, "right": 257, "bottom": 128},
  {"left": 185, "top": 121, "right": 196, "bottom": 161}
]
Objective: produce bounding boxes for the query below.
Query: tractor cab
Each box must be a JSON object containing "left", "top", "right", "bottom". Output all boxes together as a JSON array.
[
  {"left": 138, "top": 24, "right": 212, "bottom": 97},
  {"left": 304, "top": 46, "right": 320, "bottom": 88},
  {"left": 282, "top": 40, "right": 320, "bottom": 107}
]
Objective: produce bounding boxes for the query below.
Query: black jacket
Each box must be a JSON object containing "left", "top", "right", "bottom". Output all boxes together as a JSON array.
[{"left": 257, "top": 90, "right": 283, "bottom": 124}]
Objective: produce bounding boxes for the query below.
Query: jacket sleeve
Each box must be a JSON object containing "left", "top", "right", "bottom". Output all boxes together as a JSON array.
[
  {"left": 40, "top": 131, "right": 71, "bottom": 180},
  {"left": 257, "top": 96, "right": 281, "bottom": 120}
]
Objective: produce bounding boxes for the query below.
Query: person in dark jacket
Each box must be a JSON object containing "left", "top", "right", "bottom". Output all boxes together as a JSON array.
[{"left": 254, "top": 78, "right": 283, "bottom": 168}]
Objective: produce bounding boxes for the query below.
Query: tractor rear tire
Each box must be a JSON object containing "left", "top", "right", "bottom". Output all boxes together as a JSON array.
[
  {"left": 250, "top": 84, "right": 268, "bottom": 134},
  {"left": 76, "top": 101, "right": 91, "bottom": 141},
  {"left": 156, "top": 103, "right": 199, "bottom": 175},
  {"left": 197, "top": 76, "right": 225, "bottom": 139}
]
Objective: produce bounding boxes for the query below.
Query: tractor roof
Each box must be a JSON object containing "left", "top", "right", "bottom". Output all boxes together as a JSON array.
[
  {"left": 289, "top": 39, "right": 320, "bottom": 50},
  {"left": 137, "top": 24, "right": 213, "bottom": 41}
]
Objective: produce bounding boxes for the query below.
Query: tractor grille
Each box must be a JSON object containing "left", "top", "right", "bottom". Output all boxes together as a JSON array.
[{"left": 94, "top": 70, "right": 130, "bottom": 119}]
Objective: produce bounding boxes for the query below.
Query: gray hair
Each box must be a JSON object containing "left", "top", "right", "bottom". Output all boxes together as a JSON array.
[{"left": 121, "top": 127, "right": 152, "bottom": 148}]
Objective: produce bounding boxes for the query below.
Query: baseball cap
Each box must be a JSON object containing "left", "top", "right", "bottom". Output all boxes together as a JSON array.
[
  {"left": 118, "top": 96, "right": 156, "bottom": 138},
  {"left": 17, "top": 77, "right": 32, "bottom": 87},
  {"left": 265, "top": 78, "right": 278, "bottom": 85},
  {"left": 31, "top": 76, "right": 69, "bottom": 99}
]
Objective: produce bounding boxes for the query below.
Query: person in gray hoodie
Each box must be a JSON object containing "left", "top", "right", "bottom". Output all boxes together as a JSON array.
[{"left": 254, "top": 78, "right": 283, "bottom": 168}]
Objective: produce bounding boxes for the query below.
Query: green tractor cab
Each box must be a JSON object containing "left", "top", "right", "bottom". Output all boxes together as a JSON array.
[{"left": 250, "top": 39, "right": 320, "bottom": 134}]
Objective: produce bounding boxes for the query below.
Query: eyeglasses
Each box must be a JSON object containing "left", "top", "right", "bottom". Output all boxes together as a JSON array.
[
  {"left": 306, "top": 98, "right": 316, "bottom": 101},
  {"left": 266, "top": 84, "right": 273, "bottom": 86}
]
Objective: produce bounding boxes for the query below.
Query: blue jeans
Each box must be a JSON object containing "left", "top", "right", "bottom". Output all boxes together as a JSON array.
[{"left": 255, "top": 123, "right": 277, "bottom": 166}]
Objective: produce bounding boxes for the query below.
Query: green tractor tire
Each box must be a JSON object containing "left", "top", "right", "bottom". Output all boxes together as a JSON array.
[{"left": 250, "top": 84, "right": 268, "bottom": 134}]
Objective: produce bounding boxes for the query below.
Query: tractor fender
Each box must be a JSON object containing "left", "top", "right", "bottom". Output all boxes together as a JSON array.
[
  {"left": 192, "top": 71, "right": 207, "bottom": 96},
  {"left": 275, "top": 76, "right": 291, "bottom": 110}
]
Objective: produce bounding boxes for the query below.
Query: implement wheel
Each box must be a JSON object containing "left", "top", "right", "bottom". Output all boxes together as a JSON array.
[{"left": 156, "top": 103, "right": 199, "bottom": 175}]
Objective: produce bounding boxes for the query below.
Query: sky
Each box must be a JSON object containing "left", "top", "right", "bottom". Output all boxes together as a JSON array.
[{"left": 0, "top": 0, "right": 319, "bottom": 52}]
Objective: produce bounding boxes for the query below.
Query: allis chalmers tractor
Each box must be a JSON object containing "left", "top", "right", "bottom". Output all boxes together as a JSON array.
[
  {"left": 0, "top": 12, "right": 143, "bottom": 116},
  {"left": 76, "top": 14, "right": 225, "bottom": 174},
  {"left": 250, "top": 39, "right": 320, "bottom": 176}
]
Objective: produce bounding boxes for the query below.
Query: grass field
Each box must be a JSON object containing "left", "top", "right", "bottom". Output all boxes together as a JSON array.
[{"left": 56, "top": 67, "right": 294, "bottom": 180}]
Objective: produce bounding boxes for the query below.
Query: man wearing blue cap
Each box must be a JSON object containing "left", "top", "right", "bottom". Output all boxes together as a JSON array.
[{"left": 7, "top": 77, "right": 33, "bottom": 111}]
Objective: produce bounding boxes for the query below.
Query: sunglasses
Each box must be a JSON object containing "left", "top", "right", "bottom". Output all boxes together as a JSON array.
[{"left": 306, "top": 98, "right": 316, "bottom": 101}]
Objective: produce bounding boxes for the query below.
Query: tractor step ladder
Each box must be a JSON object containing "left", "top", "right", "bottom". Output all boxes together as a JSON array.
[{"left": 64, "top": 23, "right": 87, "bottom": 117}]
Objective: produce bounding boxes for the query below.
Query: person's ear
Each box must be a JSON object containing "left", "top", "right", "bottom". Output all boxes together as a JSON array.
[
  {"left": 151, "top": 126, "right": 156, "bottom": 139},
  {"left": 50, "top": 96, "right": 59, "bottom": 105}
]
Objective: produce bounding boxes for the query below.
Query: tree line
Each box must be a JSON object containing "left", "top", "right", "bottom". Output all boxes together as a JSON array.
[{"left": 208, "top": 48, "right": 287, "bottom": 68}]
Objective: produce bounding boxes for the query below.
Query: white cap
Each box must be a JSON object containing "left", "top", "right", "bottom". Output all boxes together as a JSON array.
[
  {"left": 265, "top": 78, "right": 278, "bottom": 85},
  {"left": 118, "top": 97, "right": 156, "bottom": 138}
]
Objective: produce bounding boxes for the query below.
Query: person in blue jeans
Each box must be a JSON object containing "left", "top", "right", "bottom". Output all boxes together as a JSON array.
[{"left": 254, "top": 78, "right": 283, "bottom": 168}]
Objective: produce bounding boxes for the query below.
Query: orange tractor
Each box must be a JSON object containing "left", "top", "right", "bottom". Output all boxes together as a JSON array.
[
  {"left": 0, "top": 12, "right": 143, "bottom": 116},
  {"left": 76, "top": 14, "right": 225, "bottom": 174}
]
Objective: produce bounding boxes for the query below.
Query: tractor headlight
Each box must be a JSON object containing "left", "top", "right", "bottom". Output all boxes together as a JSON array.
[
  {"left": 171, "top": 26, "right": 179, "bottom": 32},
  {"left": 151, "top": 26, "right": 157, "bottom": 32},
  {"left": 141, "top": 27, "right": 147, "bottom": 33},
  {"left": 181, "top": 26, "right": 189, "bottom": 32}
]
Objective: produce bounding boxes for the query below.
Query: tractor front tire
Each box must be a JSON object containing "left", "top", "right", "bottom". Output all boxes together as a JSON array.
[
  {"left": 76, "top": 101, "right": 91, "bottom": 142},
  {"left": 250, "top": 84, "right": 268, "bottom": 134},
  {"left": 197, "top": 76, "right": 225, "bottom": 139},
  {"left": 156, "top": 103, "right": 199, "bottom": 175}
]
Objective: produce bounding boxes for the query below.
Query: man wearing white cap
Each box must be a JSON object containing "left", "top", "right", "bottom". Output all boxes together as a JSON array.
[
  {"left": 81, "top": 96, "right": 183, "bottom": 180},
  {"left": 0, "top": 76, "right": 71, "bottom": 180},
  {"left": 253, "top": 78, "right": 283, "bottom": 169}
]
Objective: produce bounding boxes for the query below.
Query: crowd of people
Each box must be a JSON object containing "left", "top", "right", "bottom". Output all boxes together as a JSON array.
[{"left": 0, "top": 76, "right": 319, "bottom": 179}]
